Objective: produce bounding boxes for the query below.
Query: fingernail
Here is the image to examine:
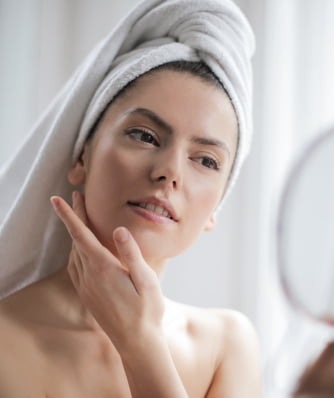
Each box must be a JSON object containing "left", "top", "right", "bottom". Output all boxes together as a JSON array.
[
  {"left": 50, "top": 196, "right": 60, "bottom": 208},
  {"left": 115, "top": 227, "right": 129, "bottom": 243}
]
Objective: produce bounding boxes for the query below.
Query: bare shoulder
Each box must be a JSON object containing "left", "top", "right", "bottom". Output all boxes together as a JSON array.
[
  {"left": 0, "top": 285, "right": 39, "bottom": 350},
  {"left": 209, "top": 307, "right": 260, "bottom": 356},
  {"left": 0, "top": 289, "right": 36, "bottom": 392},
  {"left": 206, "top": 307, "right": 263, "bottom": 397},
  {"left": 166, "top": 299, "right": 263, "bottom": 397},
  {"left": 0, "top": 281, "right": 42, "bottom": 325},
  {"left": 0, "top": 277, "right": 58, "bottom": 350},
  {"left": 0, "top": 289, "right": 25, "bottom": 329},
  {"left": 167, "top": 298, "right": 258, "bottom": 347}
]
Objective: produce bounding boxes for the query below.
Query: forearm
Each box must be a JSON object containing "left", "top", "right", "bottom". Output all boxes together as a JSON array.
[{"left": 118, "top": 329, "right": 189, "bottom": 398}]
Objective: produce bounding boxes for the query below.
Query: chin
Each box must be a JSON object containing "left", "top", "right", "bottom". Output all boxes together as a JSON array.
[
  {"left": 129, "top": 228, "right": 181, "bottom": 264},
  {"left": 92, "top": 218, "right": 197, "bottom": 266}
]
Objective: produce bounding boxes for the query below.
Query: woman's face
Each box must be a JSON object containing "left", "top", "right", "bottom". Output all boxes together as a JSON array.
[{"left": 69, "top": 70, "right": 238, "bottom": 269}]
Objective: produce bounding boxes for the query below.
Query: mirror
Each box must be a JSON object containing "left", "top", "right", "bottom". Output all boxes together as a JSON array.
[
  {"left": 277, "top": 126, "right": 334, "bottom": 323},
  {"left": 271, "top": 126, "right": 334, "bottom": 396}
]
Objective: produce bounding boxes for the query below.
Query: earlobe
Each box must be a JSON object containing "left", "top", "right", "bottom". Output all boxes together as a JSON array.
[
  {"left": 204, "top": 214, "right": 216, "bottom": 232},
  {"left": 67, "top": 146, "right": 89, "bottom": 186}
]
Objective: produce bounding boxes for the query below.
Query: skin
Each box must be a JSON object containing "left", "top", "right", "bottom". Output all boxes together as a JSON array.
[
  {"left": 293, "top": 342, "right": 334, "bottom": 397},
  {"left": 0, "top": 70, "right": 262, "bottom": 397}
]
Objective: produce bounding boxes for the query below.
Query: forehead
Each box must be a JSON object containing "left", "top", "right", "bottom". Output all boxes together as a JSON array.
[
  {"left": 98, "top": 70, "right": 238, "bottom": 151},
  {"left": 116, "top": 69, "right": 232, "bottom": 115}
]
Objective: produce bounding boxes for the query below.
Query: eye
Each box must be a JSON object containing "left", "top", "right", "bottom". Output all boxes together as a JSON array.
[
  {"left": 194, "top": 156, "right": 220, "bottom": 170},
  {"left": 126, "top": 128, "right": 159, "bottom": 146}
]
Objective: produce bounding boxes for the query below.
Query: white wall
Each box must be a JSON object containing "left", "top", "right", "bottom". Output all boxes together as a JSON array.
[{"left": 0, "top": 0, "right": 140, "bottom": 166}]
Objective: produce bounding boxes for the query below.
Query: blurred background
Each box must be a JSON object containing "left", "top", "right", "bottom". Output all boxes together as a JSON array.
[{"left": 1, "top": 0, "right": 334, "bottom": 393}]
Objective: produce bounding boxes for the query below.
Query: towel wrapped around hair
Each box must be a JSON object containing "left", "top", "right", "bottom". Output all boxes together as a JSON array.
[{"left": 0, "top": 0, "right": 255, "bottom": 298}]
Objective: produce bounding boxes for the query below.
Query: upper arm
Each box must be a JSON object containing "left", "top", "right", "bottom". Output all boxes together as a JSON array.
[{"left": 206, "top": 310, "right": 263, "bottom": 398}]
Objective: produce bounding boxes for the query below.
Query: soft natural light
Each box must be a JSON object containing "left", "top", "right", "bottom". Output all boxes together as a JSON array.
[{"left": 1, "top": 1, "right": 334, "bottom": 396}]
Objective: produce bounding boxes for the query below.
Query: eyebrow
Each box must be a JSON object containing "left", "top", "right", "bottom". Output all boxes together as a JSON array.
[
  {"left": 124, "top": 107, "right": 173, "bottom": 134},
  {"left": 124, "top": 107, "right": 230, "bottom": 154},
  {"left": 191, "top": 136, "right": 230, "bottom": 155}
]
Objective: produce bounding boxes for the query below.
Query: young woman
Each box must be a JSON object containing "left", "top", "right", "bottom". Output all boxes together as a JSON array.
[{"left": 0, "top": 1, "right": 261, "bottom": 396}]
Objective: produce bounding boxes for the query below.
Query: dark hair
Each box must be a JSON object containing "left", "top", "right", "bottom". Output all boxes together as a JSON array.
[{"left": 87, "top": 60, "right": 227, "bottom": 140}]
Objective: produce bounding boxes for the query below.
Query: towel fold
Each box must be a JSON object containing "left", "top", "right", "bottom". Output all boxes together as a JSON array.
[{"left": 0, "top": 0, "right": 255, "bottom": 298}]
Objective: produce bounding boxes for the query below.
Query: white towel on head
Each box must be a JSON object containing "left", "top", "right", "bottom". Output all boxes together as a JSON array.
[{"left": 0, "top": 0, "right": 255, "bottom": 298}]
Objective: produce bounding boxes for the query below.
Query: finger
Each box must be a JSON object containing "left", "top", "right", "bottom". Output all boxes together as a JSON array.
[
  {"left": 50, "top": 195, "right": 103, "bottom": 259},
  {"left": 113, "top": 227, "right": 155, "bottom": 294},
  {"left": 72, "top": 191, "right": 89, "bottom": 226},
  {"left": 71, "top": 242, "right": 86, "bottom": 282},
  {"left": 67, "top": 246, "right": 81, "bottom": 290}
]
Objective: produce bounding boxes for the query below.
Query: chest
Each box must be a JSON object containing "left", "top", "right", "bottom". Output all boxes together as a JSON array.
[{"left": 3, "top": 328, "right": 215, "bottom": 398}]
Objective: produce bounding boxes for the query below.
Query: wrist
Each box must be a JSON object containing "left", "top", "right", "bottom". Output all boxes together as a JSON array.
[{"left": 114, "top": 323, "right": 166, "bottom": 362}]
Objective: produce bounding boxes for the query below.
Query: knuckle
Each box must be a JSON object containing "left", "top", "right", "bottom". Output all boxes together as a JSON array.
[
  {"left": 89, "top": 253, "right": 110, "bottom": 277},
  {"left": 136, "top": 266, "right": 157, "bottom": 289},
  {"left": 69, "top": 228, "right": 83, "bottom": 243},
  {"left": 124, "top": 251, "right": 137, "bottom": 264},
  {"left": 122, "top": 244, "right": 140, "bottom": 263}
]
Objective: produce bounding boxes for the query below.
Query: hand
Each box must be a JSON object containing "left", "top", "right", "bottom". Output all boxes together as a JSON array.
[
  {"left": 293, "top": 342, "right": 334, "bottom": 397},
  {"left": 50, "top": 191, "right": 165, "bottom": 349}
]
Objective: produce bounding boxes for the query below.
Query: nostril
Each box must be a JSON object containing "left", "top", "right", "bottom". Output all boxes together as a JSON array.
[
  {"left": 157, "top": 175, "right": 177, "bottom": 187},
  {"left": 152, "top": 172, "right": 178, "bottom": 188}
]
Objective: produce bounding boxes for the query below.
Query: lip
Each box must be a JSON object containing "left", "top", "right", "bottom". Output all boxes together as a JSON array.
[{"left": 127, "top": 196, "right": 178, "bottom": 223}]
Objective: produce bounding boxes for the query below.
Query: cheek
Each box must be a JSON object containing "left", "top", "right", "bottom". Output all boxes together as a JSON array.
[
  {"left": 188, "top": 175, "right": 224, "bottom": 215},
  {"left": 177, "top": 181, "right": 222, "bottom": 246},
  {"left": 87, "top": 147, "right": 135, "bottom": 190},
  {"left": 84, "top": 149, "right": 136, "bottom": 229}
]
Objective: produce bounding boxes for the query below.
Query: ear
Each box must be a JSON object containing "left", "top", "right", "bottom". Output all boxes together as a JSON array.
[
  {"left": 67, "top": 144, "right": 89, "bottom": 186},
  {"left": 203, "top": 213, "right": 217, "bottom": 232}
]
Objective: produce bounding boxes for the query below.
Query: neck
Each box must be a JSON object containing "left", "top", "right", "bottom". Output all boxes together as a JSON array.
[
  {"left": 52, "top": 257, "right": 168, "bottom": 331},
  {"left": 51, "top": 267, "right": 100, "bottom": 330}
]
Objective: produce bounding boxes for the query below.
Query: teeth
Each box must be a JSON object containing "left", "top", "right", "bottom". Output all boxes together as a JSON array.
[
  {"left": 146, "top": 203, "right": 155, "bottom": 212},
  {"left": 155, "top": 206, "right": 164, "bottom": 215},
  {"left": 162, "top": 209, "right": 169, "bottom": 217},
  {"left": 137, "top": 202, "right": 173, "bottom": 219}
]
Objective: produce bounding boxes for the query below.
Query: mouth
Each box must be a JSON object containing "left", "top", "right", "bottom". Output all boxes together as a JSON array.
[{"left": 127, "top": 199, "right": 178, "bottom": 222}]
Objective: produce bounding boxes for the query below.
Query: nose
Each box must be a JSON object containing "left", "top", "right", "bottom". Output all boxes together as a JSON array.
[{"left": 149, "top": 147, "right": 183, "bottom": 190}]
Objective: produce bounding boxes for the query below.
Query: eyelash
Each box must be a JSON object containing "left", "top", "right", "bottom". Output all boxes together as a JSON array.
[
  {"left": 125, "top": 128, "right": 221, "bottom": 171},
  {"left": 193, "top": 156, "right": 220, "bottom": 170},
  {"left": 125, "top": 128, "right": 160, "bottom": 146}
]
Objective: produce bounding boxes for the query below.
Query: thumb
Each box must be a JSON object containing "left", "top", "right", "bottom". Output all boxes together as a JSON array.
[{"left": 113, "top": 227, "right": 156, "bottom": 294}]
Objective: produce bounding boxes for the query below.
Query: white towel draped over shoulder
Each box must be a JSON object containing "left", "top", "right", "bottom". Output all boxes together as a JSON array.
[{"left": 0, "top": 0, "right": 255, "bottom": 298}]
